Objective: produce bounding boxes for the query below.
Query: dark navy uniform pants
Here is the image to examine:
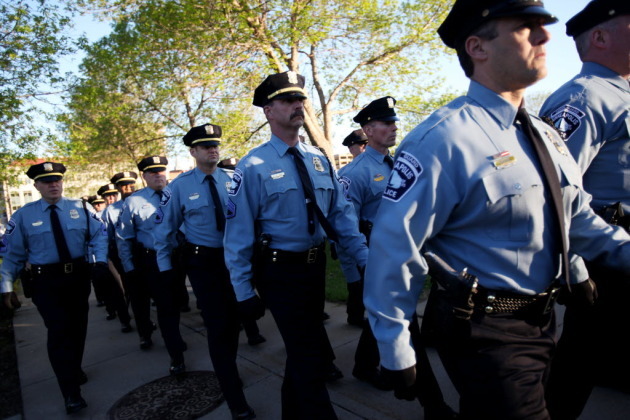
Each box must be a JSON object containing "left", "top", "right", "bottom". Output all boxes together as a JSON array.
[
  {"left": 31, "top": 263, "right": 91, "bottom": 399},
  {"left": 184, "top": 245, "right": 249, "bottom": 412},
  {"left": 256, "top": 250, "right": 338, "bottom": 420},
  {"left": 427, "top": 290, "right": 556, "bottom": 420},
  {"left": 137, "top": 250, "right": 186, "bottom": 360}
]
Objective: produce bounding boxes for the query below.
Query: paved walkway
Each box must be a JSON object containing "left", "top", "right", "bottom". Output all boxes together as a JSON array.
[{"left": 10, "top": 287, "right": 630, "bottom": 419}]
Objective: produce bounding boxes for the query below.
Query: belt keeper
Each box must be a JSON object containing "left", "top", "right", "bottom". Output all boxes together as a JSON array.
[
  {"left": 64, "top": 263, "right": 73, "bottom": 274},
  {"left": 307, "top": 248, "right": 318, "bottom": 264}
]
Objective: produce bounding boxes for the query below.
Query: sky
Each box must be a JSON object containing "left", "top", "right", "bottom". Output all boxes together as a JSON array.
[{"left": 58, "top": 0, "right": 593, "bottom": 157}]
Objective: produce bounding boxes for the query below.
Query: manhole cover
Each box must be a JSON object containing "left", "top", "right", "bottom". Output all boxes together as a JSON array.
[{"left": 107, "top": 370, "right": 224, "bottom": 420}]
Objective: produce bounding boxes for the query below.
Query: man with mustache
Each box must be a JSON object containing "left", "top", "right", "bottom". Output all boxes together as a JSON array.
[
  {"left": 224, "top": 71, "right": 368, "bottom": 419},
  {"left": 363, "top": 0, "right": 630, "bottom": 418}
]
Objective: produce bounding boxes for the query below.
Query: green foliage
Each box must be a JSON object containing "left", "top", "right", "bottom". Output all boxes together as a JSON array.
[
  {"left": 0, "top": 0, "right": 76, "bottom": 184},
  {"left": 64, "top": 0, "right": 455, "bottom": 162}
]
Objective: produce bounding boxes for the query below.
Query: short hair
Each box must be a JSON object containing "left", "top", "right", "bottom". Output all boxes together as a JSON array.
[
  {"left": 455, "top": 20, "right": 499, "bottom": 78},
  {"left": 574, "top": 18, "right": 617, "bottom": 60}
]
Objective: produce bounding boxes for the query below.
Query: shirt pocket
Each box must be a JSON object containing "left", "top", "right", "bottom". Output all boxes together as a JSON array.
[
  {"left": 184, "top": 195, "right": 212, "bottom": 224},
  {"left": 312, "top": 173, "right": 334, "bottom": 211},
  {"left": 264, "top": 177, "right": 299, "bottom": 218},
  {"left": 482, "top": 164, "right": 540, "bottom": 241}
]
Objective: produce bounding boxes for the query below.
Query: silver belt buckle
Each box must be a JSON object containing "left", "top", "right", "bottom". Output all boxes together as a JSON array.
[
  {"left": 64, "top": 263, "right": 73, "bottom": 274},
  {"left": 306, "top": 248, "right": 318, "bottom": 264}
]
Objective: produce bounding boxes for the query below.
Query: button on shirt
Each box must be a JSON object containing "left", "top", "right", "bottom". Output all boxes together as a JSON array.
[
  {"left": 116, "top": 187, "right": 163, "bottom": 273},
  {"left": 224, "top": 135, "right": 369, "bottom": 302},
  {"left": 337, "top": 145, "right": 393, "bottom": 283},
  {"left": 0, "top": 197, "right": 108, "bottom": 293},
  {"left": 154, "top": 167, "right": 233, "bottom": 272},
  {"left": 364, "top": 81, "right": 630, "bottom": 371},
  {"left": 540, "top": 62, "right": 630, "bottom": 213}
]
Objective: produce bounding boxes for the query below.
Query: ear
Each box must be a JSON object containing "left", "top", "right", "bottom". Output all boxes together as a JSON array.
[
  {"left": 590, "top": 27, "right": 608, "bottom": 50},
  {"left": 263, "top": 104, "right": 273, "bottom": 119},
  {"left": 465, "top": 35, "right": 488, "bottom": 62},
  {"left": 188, "top": 147, "right": 195, "bottom": 158}
]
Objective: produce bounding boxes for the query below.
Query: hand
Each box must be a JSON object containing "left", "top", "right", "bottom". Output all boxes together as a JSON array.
[
  {"left": 381, "top": 364, "right": 417, "bottom": 401},
  {"left": 238, "top": 295, "right": 265, "bottom": 321},
  {"left": 2, "top": 292, "right": 21, "bottom": 310},
  {"left": 573, "top": 278, "right": 598, "bottom": 307}
]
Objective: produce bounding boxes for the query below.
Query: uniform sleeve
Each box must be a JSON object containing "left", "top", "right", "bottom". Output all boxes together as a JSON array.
[
  {"left": 327, "top": 168, "right": 368, "bottom": 268},
  {"left": 223, "top": 166, "right": 258, "bottom": 302},
  {"left": 0, "top": 214, "right": 27, "bottom": 293},
  {"left": 154, "top": 186, "right": 181, "bottom": 272},
  {"left": 364, "top": 146, "right": 460, "bottom": 371},
  {"left": 87, "top": 206, "right": 108, "bottom": 263},
  {"left": 115, "top": 201, "right": 136, "bottom": 273}
]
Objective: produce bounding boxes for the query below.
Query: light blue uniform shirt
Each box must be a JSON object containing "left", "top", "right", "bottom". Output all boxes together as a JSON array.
[
  {"left": 364, "top": 81, "right": 630, "bottom": 371},
  {"left": 116, "top": 187, "right": 162, "bottom": 273},
  {"left": 540, "top": 62, "right": 630, "bottom": 212},
  {"left": 0, "top": 197, "right": 108, "bottom": 293},
  {"left": 154, "top": 167, "right": 233, "bottom": 272},
  {"left": 337, "top": 145, "right": 393, "bottom": 283},
  {"left": 102, "top": 200, "right": 124, "bottom": 243},
  {"left": 224, "top": 134, "right": 369, "bottom": 302}
]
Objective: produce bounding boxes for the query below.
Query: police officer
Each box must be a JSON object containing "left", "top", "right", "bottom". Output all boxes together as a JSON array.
[
  {"left": 92, "top": 184, "right": 132, "bottom": 331},
  {"left": 86, "top": 195, "right": 109, "bottom": 307},
  {"left": 97, "top": 183, "right": 119, "bottom": 206},
  {"left": 117, "top": 157, "right": 187, "bottom": 375},
  {"left": 224, "top": 71, "right": 368, "bottom": 420},
  {"left": 0, "top": 162, "right": 108, "bottom": 414},
  {"left": 539, "top": 1, "right": 630, "bottom": 417},
  {"left": 154, "top": 124, "right": 256, "bottom": 420},
  {"left": 342, "top": 129, "right": 368, "bottom": 158},
  {"left": 363, "top": 1, "right": 630, "bottom": 418},
  {"left": 87, "top": 195, "right": 106, "bottom": 214}
]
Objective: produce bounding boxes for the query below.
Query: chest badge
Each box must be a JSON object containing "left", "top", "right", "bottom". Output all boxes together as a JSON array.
[
  {"left": 70, "top": 209, "right": 80, "bottom": 219},
  {"left": 491, "top": 151, "right": 516, "bottom": 169},
  {"left": 312, "top": 157, "right": 325, "bottom": 172}
]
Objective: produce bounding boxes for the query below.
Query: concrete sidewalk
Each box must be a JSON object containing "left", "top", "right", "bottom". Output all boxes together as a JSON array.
[{"left": 11, "top": 288, "right": 630, "bottom": 419}]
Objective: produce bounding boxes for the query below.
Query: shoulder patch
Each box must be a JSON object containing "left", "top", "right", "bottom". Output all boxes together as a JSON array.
[
  {"left": 548, "top": 104, "right": 586, "bottom": 141},
  {"left": 229, "top": 168, "right": 243, "bottom": 196},
  {"left": 226, "top": 199, "right": 236, "bottom": 219},
  {"left": 338, "top": 176, "right": 351, "bottom": 201},
  {"left": 159, "top": 188, "right": 172, "bottom": 206},
  {"left": 383, "top": 151, "right": 422, "bottom": 202},
  {"left": 4, "top": 219, "right": 16, "bottom": 236}
]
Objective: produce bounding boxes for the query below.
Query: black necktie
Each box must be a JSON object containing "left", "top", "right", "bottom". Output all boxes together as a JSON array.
[
  {"left": 287, "top": 147, "right": 339, "bottom": 241},
  {"left": 384, "top": 155, "right": 394, "bottom": 170},
  {"left": 49, "top": 204, "right": 72, "bottom": 263},
  {"left": 206, "top": 175, "right": 226, "bottom": 232},
  {"left": 515, "top": 108, "right": 569, "bottom": 287}
]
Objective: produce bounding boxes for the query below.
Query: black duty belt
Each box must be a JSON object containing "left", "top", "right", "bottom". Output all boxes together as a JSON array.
[
  {"left": 183, "top": 242, "right": 222, "bottom": 256},
  {"left": 473, "top": 286, "right": 560, "bottom": 316},
  {"left": 263, "top": 244, "right": 325, "bottom": 265},
  {"left": 31, "top": 258, "right": 87, "bottom": 276}
]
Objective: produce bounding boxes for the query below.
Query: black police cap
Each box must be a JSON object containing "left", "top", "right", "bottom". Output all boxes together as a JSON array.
[
  {"left": 253, "top": 71, "right": 307, "bottom": 107},
  {"left": 566, "top": 0, "right": 630, "bottom": 38},
  {"left": 438, "top": 0, "right": 557, "bottom": 49},
  {"left": 87, "top": 195, "right": 105, "bottom": 205},
  {"left": 110, "top": 171, "right": 138, "bottom": 185},
  {"left": 137, "top": 156, "right": 168, "bottom": 173},
  {"left": 97, "top": 183, "right": 118, "bottom": 196},
  {"left": 342, "top": 129, "right": 368, "bottom": 147},
  {"left": 26, "top": 161, "right": 66, "bottom": 182},
  {"left": 183, "top": 123, "right": 223, "bottom": 147},
  {"left": 217, "top": 157, "right": 239, "bottom": 170},
  {"left": 353, "top": 97, "right": 399, "bottom": 126}
]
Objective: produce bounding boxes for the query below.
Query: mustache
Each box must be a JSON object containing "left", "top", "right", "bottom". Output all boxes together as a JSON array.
[{"left": 290, "top": 110, "right": 305, "bottom": 119}]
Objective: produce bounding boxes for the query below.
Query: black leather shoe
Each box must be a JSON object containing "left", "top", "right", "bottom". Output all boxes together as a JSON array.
[
  {"left": 352, "top": 367, "right": 393, "bottom": 391},
  {"left": 325, "top": 363, "right": 343, "bottom": 382},
  {"left": 121, "top": 323, "right": 133, "bottom": 333},
  {"left": 322, "top": 311, "right": 330, "bottom": 321},
  {"left": 65, "top": 395, "right": 87, "bottom": 414},
  {"left": 96, "top": 300, "right": 106, "bottom": 307},
  {"left": 247, "top": 333, "right": 266, "bottom": 346},
  {"left": 231, "top": 405, "right": 256, "bottom": 420},
  {"left": 139, "top": 336, "right": 153, "bottom": 350},
  {"left": 169, "top": 359, "right": 186, "bottom": 377},
  {"left": 347, "top": 316, "right": 366, "bottom": 327},
  {"left": 77, "top": 370, "right": 88, "bottom": 385}
]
